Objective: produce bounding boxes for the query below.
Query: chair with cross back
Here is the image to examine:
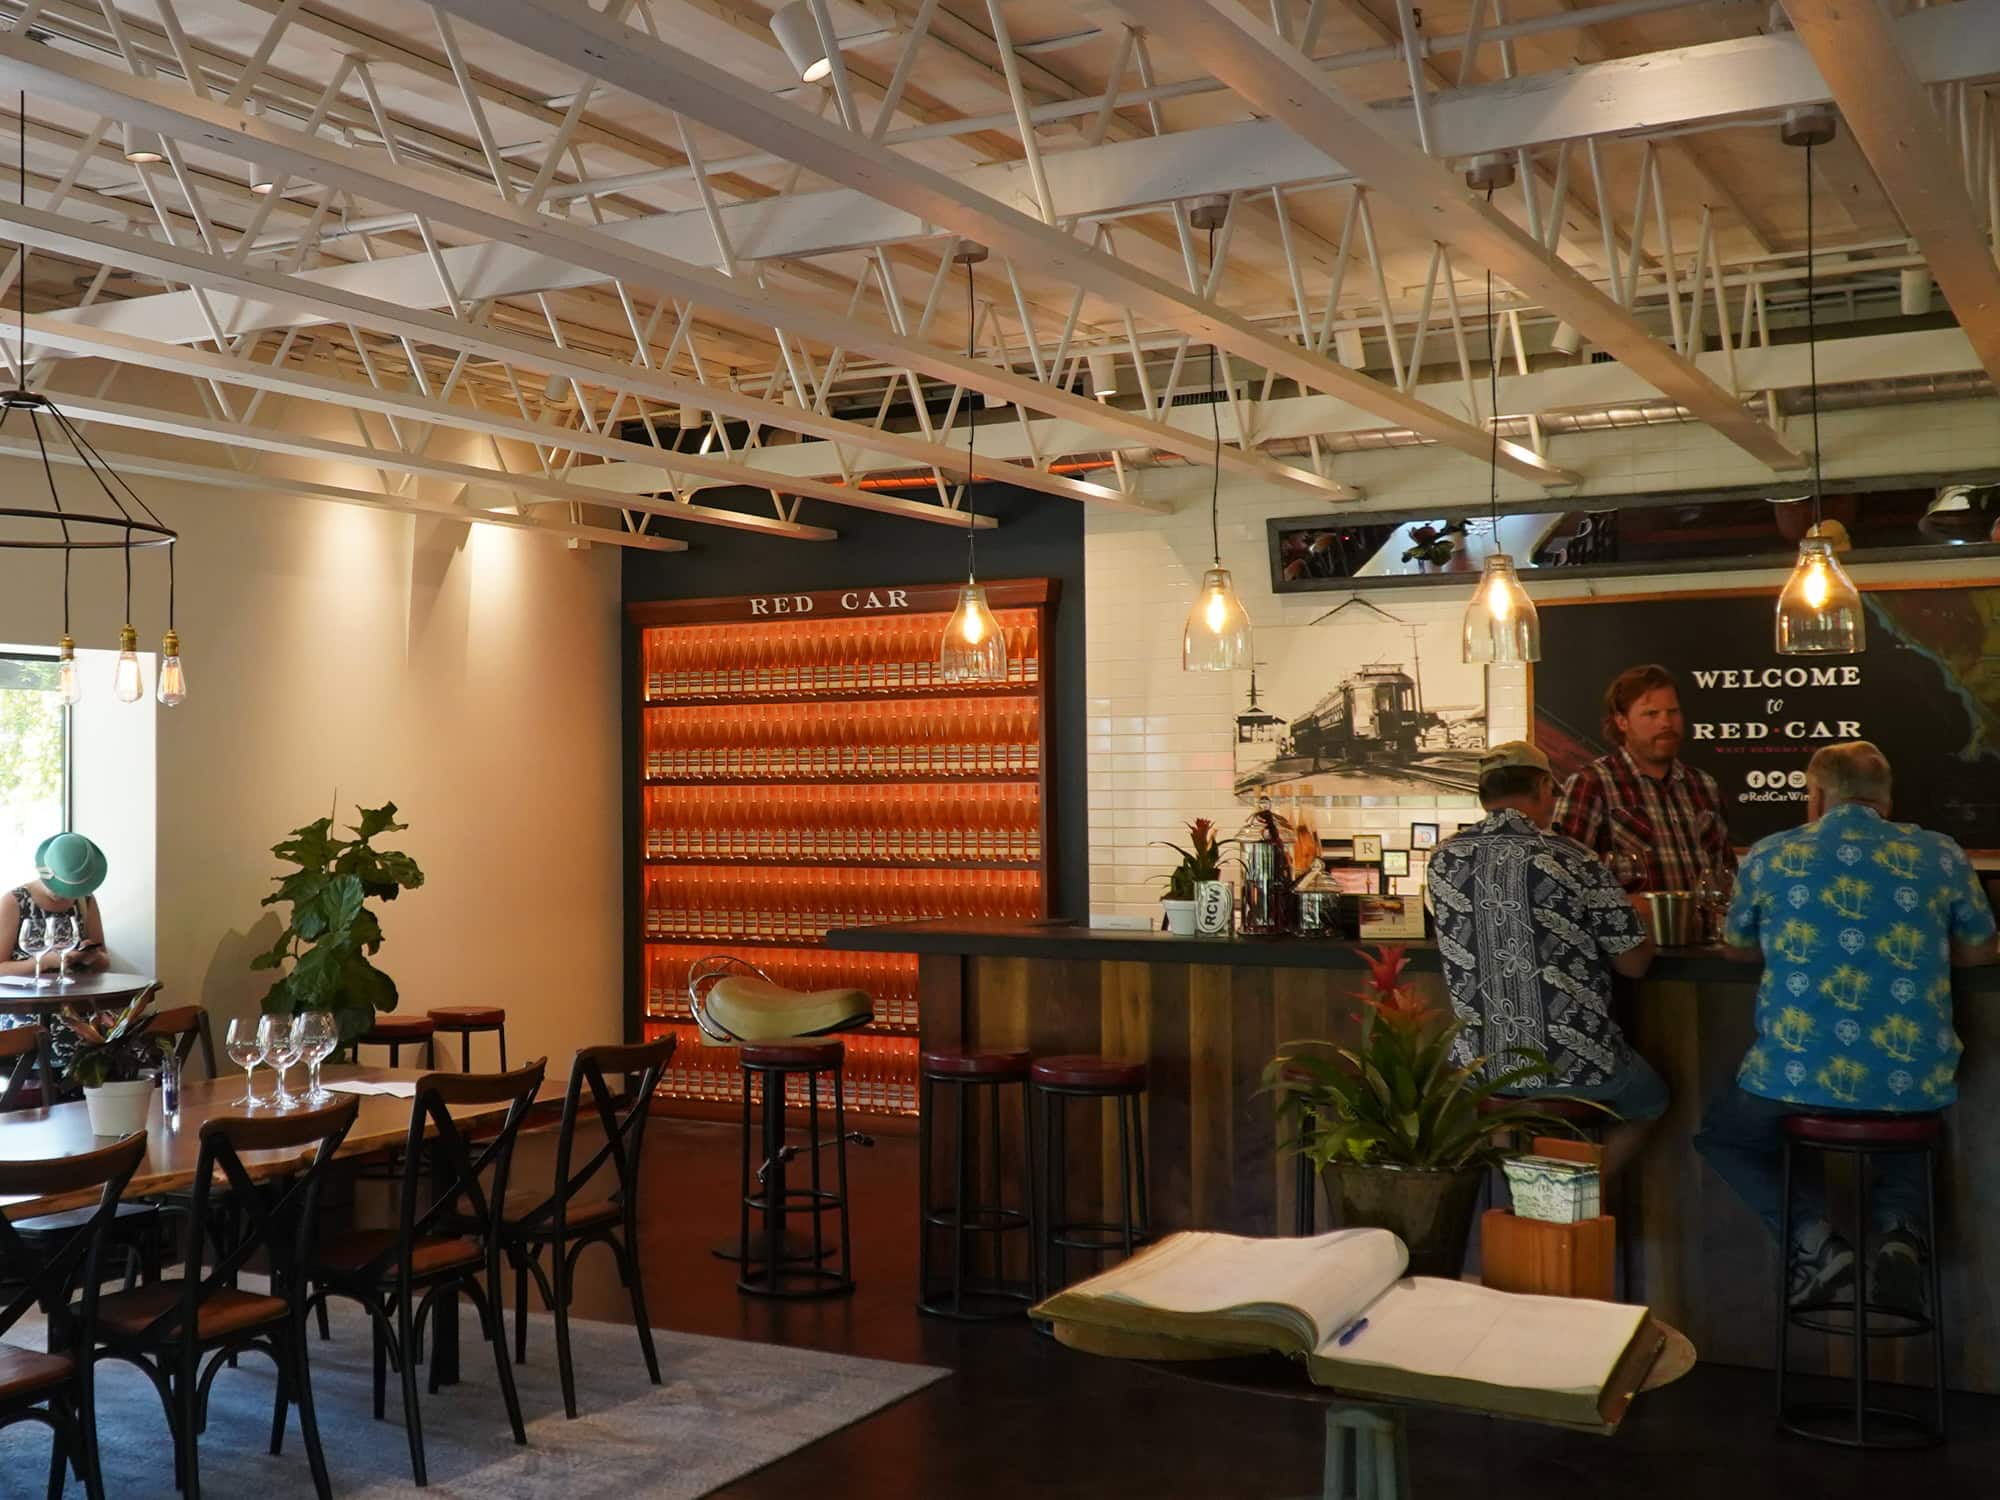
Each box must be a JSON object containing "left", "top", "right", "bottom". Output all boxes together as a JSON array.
[
  {"left": 307, "top": 1060, "right": 547, "bottom": 1488},
  {"left": 0, "top": 1130, "right": 146, "bottom": 1500},
  {"left": 500, "top": 1036, "right": 675, "bottom": 1418},
  {"left": 87, "top": 1098, "right": 358, "bottom": 1500}
]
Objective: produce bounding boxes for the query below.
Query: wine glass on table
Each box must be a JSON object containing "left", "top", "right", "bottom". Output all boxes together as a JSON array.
[
  {"left": 17, "top": 914, "right": 49, "bottom": 986},
  {"left": 50, "top": 913, "right": 81, "bottom": 984},
  {"left": 225, "top": 1016, "right": 268, "bottom": 1108},
  {"left": 258, "top": 1013, "right": 302, "bottom": 1112},
  {"left": 291, "top": 1010, "right": 340, "bottom": 1106}
]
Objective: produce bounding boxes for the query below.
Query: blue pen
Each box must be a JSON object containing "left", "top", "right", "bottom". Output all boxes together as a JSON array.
[{"left": 1336, "top": 1318, "right": 1369, "bottom": 1347}]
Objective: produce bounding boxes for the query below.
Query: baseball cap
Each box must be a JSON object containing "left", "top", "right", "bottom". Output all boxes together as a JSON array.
[{"left": 1478, "top": 740, "right": 1552, "bottom": 777}]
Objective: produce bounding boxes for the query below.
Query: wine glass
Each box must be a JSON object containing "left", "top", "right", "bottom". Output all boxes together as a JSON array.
[
  {"left": 225, "top": 1016, "right": 268, "bottom": 1108},
  {"left": 291, "top": 1011, "right": 340, "bottom": 1105},
  {"left": 50, "top": 913, "right": 81, "bottom": 984},
  {"left": 258, "top": 1013, "right": 302, "bottom": 1111},
  {"left": 17, "top": 915, "right": 49, "bottom": 986}
]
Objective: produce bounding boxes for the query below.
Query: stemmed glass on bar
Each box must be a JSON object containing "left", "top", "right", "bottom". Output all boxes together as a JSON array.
[
  {"left": 18, "top": 915, "right": 49, "bottom": 985},
  {"left": 225, "top": 1016, "right": 267, "bottom": 1107},
  {"left": 258, "top": 1013, "right": 302, "bottom": 1111},
  {"left": 291, "top": 1011, "right": 340, "bottom": 1105}
]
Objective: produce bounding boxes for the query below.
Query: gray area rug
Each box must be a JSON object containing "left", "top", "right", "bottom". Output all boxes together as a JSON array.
[{"left": 1, "top": 1299, "right": 947, "bottom": 1497}]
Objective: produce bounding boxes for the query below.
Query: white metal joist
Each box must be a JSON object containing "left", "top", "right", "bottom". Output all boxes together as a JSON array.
[
  {"left": 0, "top": 32, "right": 1254, "bottom": 504},
  {"left": 1778, "top": 0, "right": 2000, "bottom": 392},
  {"left": 428, "top": 0, "right": 1571, "bottom": 486},
  {"left": 1111, "top": 0, "right": 1807, "bottom": 471}
]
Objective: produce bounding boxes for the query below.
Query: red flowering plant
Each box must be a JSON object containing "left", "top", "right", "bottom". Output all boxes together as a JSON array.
[
  {"left": 1263, "top": 945, "right": 1598, "bottom": 1171},
  {"left": 1153, "top": 817, "right": 1231, "bottom": 901}
]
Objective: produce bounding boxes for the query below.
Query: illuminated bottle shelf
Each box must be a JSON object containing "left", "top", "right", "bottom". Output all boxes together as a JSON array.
[{"left": 627, "top": 580, "right": 1055, "bottom": 1119}]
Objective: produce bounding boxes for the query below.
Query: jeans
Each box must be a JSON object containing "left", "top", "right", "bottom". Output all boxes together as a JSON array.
[
  {"left": 1543, "top": 1051, "right": 1670, "bottom": 1122},
  {"left": 1692, "top": 1083, "right": 1927, "bottom": 1247}
]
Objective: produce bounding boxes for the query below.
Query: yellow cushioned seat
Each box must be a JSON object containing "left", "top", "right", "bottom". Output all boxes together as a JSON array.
[{"left": 705, "top": 976, "right": 873, "bottom": 1041}]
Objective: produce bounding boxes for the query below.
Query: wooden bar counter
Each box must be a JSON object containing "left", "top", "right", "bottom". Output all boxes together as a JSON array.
[{"left": 827, "top": 918, "right": 2000, "bottom": 1393}]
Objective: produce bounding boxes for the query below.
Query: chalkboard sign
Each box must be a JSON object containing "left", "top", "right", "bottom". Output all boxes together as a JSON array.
[{"left": 1532, "top": 583, "right": 2000, "bottom": 852}]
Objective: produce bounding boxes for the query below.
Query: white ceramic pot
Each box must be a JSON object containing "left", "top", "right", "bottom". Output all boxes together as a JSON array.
[
  {"left": 1160, "top": 899, "right": 1198, "bottom": 935},
  {"left": 83, "top": 1079, "right": 154, "bottom": 1137}
]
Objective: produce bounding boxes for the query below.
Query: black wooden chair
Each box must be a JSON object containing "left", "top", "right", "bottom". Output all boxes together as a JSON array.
[
  {"left": 146, "top": 1004, "right": 220, "bottom": 1079},
  {"left": 502, "top": 1037, "right": 674, "bottom": 1418},
  {"left": 0, "top": 1131, "right": 146, "bottom": 1500},
  {"left": 88, "top": 1098, "right": 358, "bottom": 1500},
  {"left": 308, "top": 1060, "right": 547, "bottom": 1488},
  {"left": 0, "top": 1025, "right": 54, "bottom": 1112}
]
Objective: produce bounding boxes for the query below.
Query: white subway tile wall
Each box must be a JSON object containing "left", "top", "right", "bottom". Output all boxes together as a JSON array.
[{"left": 1082, "top": 401, "right": 2000, "bottom": 921}]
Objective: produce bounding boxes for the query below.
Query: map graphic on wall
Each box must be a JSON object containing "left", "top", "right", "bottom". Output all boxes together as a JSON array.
[
  {"left": 1532, "top": 583, "right": 2000, "bottom": 850},
  {"left": 1232, "top": 605, "right": 1485, "bottom": 805}
]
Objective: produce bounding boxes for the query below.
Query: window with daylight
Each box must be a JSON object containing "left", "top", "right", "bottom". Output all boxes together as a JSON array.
[{"left": 0, "top": 651, "right": 68, "bottom": 882}]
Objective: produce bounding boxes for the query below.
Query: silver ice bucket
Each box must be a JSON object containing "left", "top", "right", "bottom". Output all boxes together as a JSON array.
[{"left": 1634, "top": 890, "right": 1699, "bottom": 948}]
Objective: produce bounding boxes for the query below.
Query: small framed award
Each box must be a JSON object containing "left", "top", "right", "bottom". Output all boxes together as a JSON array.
[
  {"left": 1382, "top": 849, "right": 1411, "bottom": 877},
  {"left": 1352, "top": 834, "right": 1383, "bottom": 863},
  {"left": 1410, "top": 822, "right": 1439, "bottom": 850}
]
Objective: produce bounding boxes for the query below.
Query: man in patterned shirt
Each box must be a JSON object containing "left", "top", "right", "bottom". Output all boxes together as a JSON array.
[
  {"left": 1695, "top": 742, "right": 1997, "bottom": 1310},
  {"left": 1429, "top": 741, "right": 1660, "bottom": 1181},
  {"left": 1554, "top": 664, "right": 1735, "bottom": 893}
]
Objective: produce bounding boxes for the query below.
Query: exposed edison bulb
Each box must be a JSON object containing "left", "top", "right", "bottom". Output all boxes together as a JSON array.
[
  {"left": 113, "top": 625, "right": 144, "bottom": 703},
  {"left": 940, "top": 582, "right": 1007, "bottom": 683},
  {"left": 157, "top": 629, "right": 188, "bottom": 708},
  {"left": 1462, "top": 553, "right": 1540, "bottom": 663},
  {"left": 1776, "top": 537, "right": 1865, "bottom": 654},
  {"left": 57, "top": 635, "right": 82, "bottom": 706},
  {"left": 1183, "top": 565, "right": 1252, "bottom": 672}
]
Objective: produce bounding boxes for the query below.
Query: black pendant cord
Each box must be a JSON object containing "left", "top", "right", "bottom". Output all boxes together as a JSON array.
[
  {"left": 1805, "top": 138, "right": 1822, "bottom": 533},
  {"left": 15, "top": 90, "right": 22, "bottom": 386},
  {"left": 1208, "top": 224, "right": 1221, "bottom": 567},
  {"left": 1486, "top": 188, "right": 1500, "bottom": 537},
  {"left": 122, "top": 521, "right": 133, "bottom": 626},
  {"left": 963, "top": 256, "right": 978, "bottom": 582}
]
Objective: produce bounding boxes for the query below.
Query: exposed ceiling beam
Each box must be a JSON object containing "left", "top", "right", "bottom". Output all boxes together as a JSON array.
[
  {"left": 55, "top": 7, "right": 2000, "bottom": 345},
  {"left": 41, "top": 389, "right": 839, "bottom": 541},
  {"left": 3, "top": 310, "right": 1002, "bottom": 531},
  {"left": 0, "top": 431, "right": 684, "bottom": 551},
  {"left": 1778, "top": 0, "right": 2000, "bottom": 392},
  {"left": 0, "top": 31, "right": 1351, "bottom": 502},
  {"left": 429, "top": 0, "right": 1567, "bottom": 486},
  {"left": 1111, "top": 0, "right": 1806, "bottom": 472}
]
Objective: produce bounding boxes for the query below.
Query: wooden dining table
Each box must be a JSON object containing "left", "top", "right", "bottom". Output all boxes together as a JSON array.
[
  {"left": 0, "top": 1063, "right": 557, "bottom": 1384},
  {"left": 0, "top": 970, "right": 158, "bottom": 1017}
]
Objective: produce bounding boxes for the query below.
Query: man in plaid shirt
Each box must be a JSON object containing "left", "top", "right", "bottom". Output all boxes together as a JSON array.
[{"left": 1554, "top": 664, "right": 1736, "bottom": 893}]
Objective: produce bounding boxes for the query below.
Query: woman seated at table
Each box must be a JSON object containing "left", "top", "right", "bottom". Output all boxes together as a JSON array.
[{"left": 0, "top": 833, "right": 111, "bottom": 1004}]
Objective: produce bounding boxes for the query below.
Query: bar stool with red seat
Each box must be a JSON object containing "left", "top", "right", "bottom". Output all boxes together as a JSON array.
[
  {"left": 426, "top": 1007, "right": 508, "bottom": 1072},
  {"left": 1031, "top": 1054, "right": 1149, "bottom": 1300},
  {"left": 345, "top": 1013, "right": 436, "bottom": 1070},
  {"left": 919, "top": 1048, "right": 1036, "bottom": 1319},
  {"left": 1777, "top": 1110, "right": 1945, "bottom": 1448}
]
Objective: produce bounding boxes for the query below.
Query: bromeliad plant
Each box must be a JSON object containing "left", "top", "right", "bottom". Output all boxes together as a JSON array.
[
  {"left": 53, "top": 988, "right": 170, "bottom": 1089},
  {"left": 1263, "top": 945, "right": 1598, "bottom": 1172},
  {"left": 1154, "top": 817, "right": 1230, "bottom": 901},
  {"left": 252, "top": 802, "right": 426, "bottom": 1044}
]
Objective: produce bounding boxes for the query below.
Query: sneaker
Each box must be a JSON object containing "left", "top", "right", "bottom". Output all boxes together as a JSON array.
[
  {"left": 1869, "top": 1229, "right": 1928, "bottom": 1318},
  {"left": 1788, "top": 1230, "right": 1855, "bottom": 1308}
]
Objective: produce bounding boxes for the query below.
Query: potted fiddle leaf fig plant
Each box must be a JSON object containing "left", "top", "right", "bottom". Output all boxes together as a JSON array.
[
  {"left": 1263, "top": 946, "right": 1595, "bottom": 1276},
  {"left": 252, "top": 802, "right": 426, "bottom": 1044},
  {"left": 1154, "top": 817, "right": 1228, "bottom": 935},
  {"left": 54, "top": 988, "right": 170, "bottom": 1136}
]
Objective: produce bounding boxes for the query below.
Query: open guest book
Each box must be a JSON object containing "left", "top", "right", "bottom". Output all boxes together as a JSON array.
[{"left": 1033, "top": 1228, "right": 1663, "bottom": 1431}]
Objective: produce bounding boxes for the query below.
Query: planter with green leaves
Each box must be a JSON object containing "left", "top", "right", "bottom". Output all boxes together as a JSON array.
[
  {"left": 1263, "top": 946, "right": 1592, "bottom": 1276},
  {"left": 252, "top": 802, "right": 426, "bottom": 1043},
  {"left": 54, "top": 989, "right": 169, "bottom": 1135},
  {"left": 1154, "top": 818, "right": 1228, "bottom": 935}
]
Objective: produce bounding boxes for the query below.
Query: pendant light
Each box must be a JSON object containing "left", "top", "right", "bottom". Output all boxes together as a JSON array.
[
  {"left": 1183, "top": 213, "right": 1252, "bottom": 672},
  {"left": 939, "top": 241, "right": 1006, "bottom": 684},
  {"left": 1775, "top": 111, "right": 1865, "bottom": 656},
  {"left": 770, "top": 0, "right": 834, "bottom": 82},
  {"left": 157, "top": 543, "right": 187, "bottom": 707},
  {"left": 1462, "top": 246, "right": 1540, "bottom": 664}
]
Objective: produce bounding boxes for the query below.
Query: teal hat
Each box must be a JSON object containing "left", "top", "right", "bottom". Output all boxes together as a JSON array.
[{"left": 34, "top": 833, "right": 107, "bottom": 899}]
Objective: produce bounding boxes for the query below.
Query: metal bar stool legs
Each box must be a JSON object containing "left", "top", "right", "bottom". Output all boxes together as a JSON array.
[
  {"left": 736, "top": 1039, "right": 860, "bottom": 1299},
  {"left": 918, "top": 1050, "right": 1036, "bottom": 1320},
  {"left": 1030, "top": 1056, "right": 1150, "bottom": 1302}
]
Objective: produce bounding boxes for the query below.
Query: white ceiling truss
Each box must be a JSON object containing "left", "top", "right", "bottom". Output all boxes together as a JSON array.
[{"left": 0, "top": 0, "right": 1986, "bottom": 550}]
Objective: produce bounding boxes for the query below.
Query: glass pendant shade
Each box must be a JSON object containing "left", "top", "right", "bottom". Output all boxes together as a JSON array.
[
  {"left": 156, "top": 629, "right": 188, "bottom": 707},
  {"left": 1775, "top": 537, "right": 1865, "bottom": 655},
  {"left": 1183, "top": 566, "right": 1253, "bottom": 672},
  {"left": 1461, "top": 553, "right": 1541, "bottom": 664},
  {"left": 112, "top": 625, "right": 144, "bottom": 703},
  {"left": 939, "top": 583, "right": 1008, "bottom": 683},
  {"left": 57, "top": 635, "right": 82, "bottom": 706}
]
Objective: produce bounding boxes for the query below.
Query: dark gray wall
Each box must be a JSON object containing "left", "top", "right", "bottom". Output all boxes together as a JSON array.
[{"left": 620, "top": 484, "right": 1088, "bottom": 1034}]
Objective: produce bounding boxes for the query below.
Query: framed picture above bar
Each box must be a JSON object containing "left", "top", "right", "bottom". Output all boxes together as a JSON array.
[{"left": 1533, "top": 580, "right": 2000, "bottom": 852}]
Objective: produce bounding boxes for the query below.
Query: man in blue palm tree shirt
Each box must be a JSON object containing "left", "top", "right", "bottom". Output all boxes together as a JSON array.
[{"left": 1694, "top": 741, "right": 1997, "bottom": 1311}]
